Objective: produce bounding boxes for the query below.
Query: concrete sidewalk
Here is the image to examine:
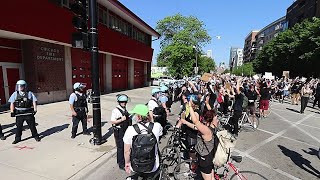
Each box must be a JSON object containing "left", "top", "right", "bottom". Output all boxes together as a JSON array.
[{"left": 0, "top": 87, "right": 154, "bottom": 180}]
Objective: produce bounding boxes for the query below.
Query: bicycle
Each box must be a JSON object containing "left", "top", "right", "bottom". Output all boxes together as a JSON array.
[
  {"left": 162, "top": 127, "right": 197, "bottom": 177},
  {"left": 238, "top": 110, "right": 260, "bottom": 132},
  {"left": 173, "top": 155, "right": 267, "bottom": 180}
]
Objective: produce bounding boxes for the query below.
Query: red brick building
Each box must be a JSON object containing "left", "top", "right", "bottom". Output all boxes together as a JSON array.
[{"left": 0, "top": 0, "right": 160, "bottom": 104}]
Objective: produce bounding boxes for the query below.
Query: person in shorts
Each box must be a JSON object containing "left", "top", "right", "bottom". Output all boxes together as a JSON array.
[{"left": 259, "top": 83, "right": 271, "bottom": 118}]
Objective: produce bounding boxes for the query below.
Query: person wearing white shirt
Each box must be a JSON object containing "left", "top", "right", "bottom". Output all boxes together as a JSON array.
[
  {"left": 111, "top": 94, "right": 131, "bottom": 171},
  {"left": 123, "top": 104, "right": 163, "bottom": 180}
]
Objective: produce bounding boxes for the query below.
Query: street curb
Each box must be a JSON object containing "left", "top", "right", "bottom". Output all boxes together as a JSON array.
[{"left": 67, "top": 148, "right": 117, "bottom": 180}]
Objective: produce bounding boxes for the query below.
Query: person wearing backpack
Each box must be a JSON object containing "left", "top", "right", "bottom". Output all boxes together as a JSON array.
[
  {"left": 123, "top": 104, "right": 163, "bottom": 180},
  {"left": 111, "top": 94, "right": 131, "bottom": 171},
  {"left": 180, "top": 107, "right": 218, "bottom": 180}
]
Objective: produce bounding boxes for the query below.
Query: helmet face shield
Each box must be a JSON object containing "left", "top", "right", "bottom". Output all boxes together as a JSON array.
[{"left": 15, "top": 84, "right": 27, "bottom": 92}]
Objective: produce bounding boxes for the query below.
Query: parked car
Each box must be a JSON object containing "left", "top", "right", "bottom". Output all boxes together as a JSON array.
[{"left": 152, "top": 76, "right": 176, "bottom": 86}]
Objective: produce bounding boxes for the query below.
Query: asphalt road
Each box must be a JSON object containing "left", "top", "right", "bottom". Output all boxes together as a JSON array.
[{"left": 82, "top": 99, "right": 320, "bottom": 180}]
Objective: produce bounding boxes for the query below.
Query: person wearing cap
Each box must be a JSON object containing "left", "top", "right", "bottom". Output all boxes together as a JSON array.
[
  {"left": 111, "top": 94, "right": 131, "bottom": 171},
  {"left": 69, "top": 82, "right": 90, "bottom": 139},
  {"left": 8, "top": 80, "right": 40, "bottom": 144},
  {"left": 123, "top": 104, "right": 163, "bottom": 179}
]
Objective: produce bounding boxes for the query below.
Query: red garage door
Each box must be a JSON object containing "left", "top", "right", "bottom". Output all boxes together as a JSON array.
[
  {"left": 134, "top": 61, "right": 145, "bottom": 88},
  {"left": 71, "top": 49, "right": 105, "bottom": 92},
  {"left": 112, "top": 56, "right": 128, "bottom": 90}
]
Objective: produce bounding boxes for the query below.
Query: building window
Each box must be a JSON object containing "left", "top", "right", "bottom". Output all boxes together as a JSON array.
[
  {"left": 61, "top": 0, "right": 69, "bottom": 8},
  {"left": 98, "top": 8, "right": 108, "bottom": 25}
]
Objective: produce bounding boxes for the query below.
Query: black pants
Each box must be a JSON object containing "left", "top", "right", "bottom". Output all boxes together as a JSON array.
[
  {"left": 300, "top": 96, "right": 309, "bottom": 113},
  {"left": 72, "top": 111, "right": 88, "bottom": 135},
  {"left": 114, "top": 127, "right": 126, "bottom": 168},
  {"left": 231, "top": 111, "right": 242, "bottom": 135},
  {"left": 313, "top": 95, "right": 320, "bottom": 108},
  {"left": 15, "top": 115, "right": 39, "bottom": 140},
  {"left": 130, "top": 168, "right": 160, "bottom": 180}
]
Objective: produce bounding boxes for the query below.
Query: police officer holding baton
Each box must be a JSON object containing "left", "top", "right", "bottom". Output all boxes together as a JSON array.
[{"left": 9, "top": 80, "right": 40, "bottom": 144}]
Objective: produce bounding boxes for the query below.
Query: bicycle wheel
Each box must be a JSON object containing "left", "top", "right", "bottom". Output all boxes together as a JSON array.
[
  {"left": 159, "top": 164, "right": 173, "bottom": 180},
  {"left": 173, "top": 160, "right": 196, "bottom": 180},
  {"left": 167, "top": 134, "right": 175, "bottom": 146},
  {"left": 161, "top": 145, "right": 181, "bottom": 175},
  {"left": 230, "top": 171, "right": 268, "bottom": 180}
]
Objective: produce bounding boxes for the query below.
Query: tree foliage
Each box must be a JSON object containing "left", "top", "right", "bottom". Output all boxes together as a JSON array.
[
  {"left": 156, "top": 14, "right": 212, "bottom": 78},
  {"left": 232, "top": 63, "right": 254, "bottom": 76},
  {"left": 253, "top": 18, "right": 320, "bottom": 77},
  {"left": 198, "top": 56, "right": 216, "bottom": 74}
]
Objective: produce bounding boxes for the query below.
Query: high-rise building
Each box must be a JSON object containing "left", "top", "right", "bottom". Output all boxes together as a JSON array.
[
  {"left": 206, "top": 50, "right": 213, "bottom": 58},
  {"left": 286, "top": 0, "right": 320, "bottom": 28},
  {"left": 243, "top": 30, "right": 259, "bottom": 63},
  {"left": 229, "top": 47, "right": 238, "bottom": 68},
  {"left": 229, "top": 47, "right": 243, "bottom": 69},
  {"left": 255, "top": 16, "right": 288, "bottom": 58}
]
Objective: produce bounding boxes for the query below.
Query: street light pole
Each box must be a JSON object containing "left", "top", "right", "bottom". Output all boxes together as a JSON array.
[
  {"left": 88, "top": 0, "right": 102, "bottom": 145},
  {"left": 193, "top": 46, "right": 198, "bottom": 75}
]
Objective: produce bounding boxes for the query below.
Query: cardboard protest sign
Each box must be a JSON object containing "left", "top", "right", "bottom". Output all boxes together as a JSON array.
[
  {"left": 283, "top": 71, "right": 290, "bottom": 79},
  {"left": 201, "top": 73, "right": 213, "bottom": 82}
]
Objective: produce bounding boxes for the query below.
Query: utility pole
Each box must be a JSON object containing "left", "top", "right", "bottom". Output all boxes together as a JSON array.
[{"left": 88, "top": 0, "right": 102, "bottom": 145}]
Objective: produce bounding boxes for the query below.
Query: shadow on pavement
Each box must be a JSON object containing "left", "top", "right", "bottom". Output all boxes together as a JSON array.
[
  {"left": 286, "top": 108, "right": 301, "bottom": 114},
  {"left": 39, "top": 124, "right": 70, "bottom": 139},
  {"left": 278, "top": 145, "right": 320, "bottom": 178},
  {"left": 102, "top": 127, "right": 113, "bottom": 141},
  {"left": 307, "top": 109, "right": 320, "bottom": 114},
  {"left": 3, "top": 123, "right": 39, "bottom": 139},
  {"left": 302, "top": 148, "right": 319, "bottom": 157}
]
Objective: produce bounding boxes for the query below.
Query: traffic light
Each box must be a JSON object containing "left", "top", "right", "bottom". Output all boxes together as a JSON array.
[{"left": 70, "top": 0, "right": 88, "bottom": 49}]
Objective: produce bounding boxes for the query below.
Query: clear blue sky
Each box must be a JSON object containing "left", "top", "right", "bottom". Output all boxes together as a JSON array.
[{"left": 119, "top": 0, "right": 294, "bottom": 65}]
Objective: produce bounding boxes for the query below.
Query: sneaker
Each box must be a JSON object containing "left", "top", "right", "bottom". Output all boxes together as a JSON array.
[
  {"left": 253, "top": 122, "right": 257, "bottom": 129},
  {"left": 35, "top": 137, "right": 41, "bottom": 142},
  {"left": 71, "top": 135, "right": 76, "bottom": 139}
]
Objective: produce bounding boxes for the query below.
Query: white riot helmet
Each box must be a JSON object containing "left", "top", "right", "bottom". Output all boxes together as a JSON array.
[
  {"left": 15, "top": 80, "right": 27, "bottom": 92},
  {"left": 73, "top": 82, "right": 86, "bottom": 91}
]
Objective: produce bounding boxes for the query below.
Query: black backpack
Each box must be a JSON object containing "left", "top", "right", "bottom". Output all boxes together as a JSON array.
[
  {"left": 148, "top": 99, "right": 167, "bottom": 128},
  {"left": 131, "top": 122, "right": 158, "bottom": 173}
]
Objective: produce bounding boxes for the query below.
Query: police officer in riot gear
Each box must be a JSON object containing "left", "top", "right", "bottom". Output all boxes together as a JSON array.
[
  {"left": 69, "top": 82, "right": 90, "bottom": 139},
  {"left": 8, "top": 80, "right": 40, "bottom": 144},
  {"left": 111, "top": 94, "right": 131, "bottom": 170}
]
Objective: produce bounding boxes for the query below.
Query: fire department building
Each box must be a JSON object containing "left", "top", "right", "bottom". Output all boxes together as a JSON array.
[{"left": 0, "top": 0, "right": 159, "bottom": 104}]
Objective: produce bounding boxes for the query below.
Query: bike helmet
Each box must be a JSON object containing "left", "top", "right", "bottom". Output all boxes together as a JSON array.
[
  {"left": 117, "top": 94, "right": 129, "bottom": 102},
  {"left": 160, "top": 85, "right": 169, "bottom": 92},
  {"left": 151, "top": 88, "right": 161, "bottom": 95},
  {"left": 187, "top": 94, "right": 200, "bottom": 105}
]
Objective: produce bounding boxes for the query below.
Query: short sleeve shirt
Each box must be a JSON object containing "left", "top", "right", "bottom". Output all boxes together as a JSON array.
[
  {"left": 148, "top": 99, "right": 159, "bottom": 111},
  {"left": 111, "top": 105, "right": 126, "bottom": 122},
  {"left": 8, "top": 91, "right": 37, "bottom": 110},
  {"left": 69, "top": 91, "right": 83, "bottom": 105},
  {"left": 159, "top": 95, "right": 168, "bottom": 104},
  {"left": 123, "top": 122, "right": 163, "bottom": 173}
]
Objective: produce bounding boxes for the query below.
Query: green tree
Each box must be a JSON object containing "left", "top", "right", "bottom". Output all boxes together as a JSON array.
[
  {"left": 253, "top": 18, "right": 320, "bottom": 77},
  {"left": 156, "top": 14, "right": 212, "bottom": 77},
  {"left": 232, "top": 63, "right": 254, "bottom": 76},
  {"left": 198, "top": 56, "right": 216, "bottom": 74}
]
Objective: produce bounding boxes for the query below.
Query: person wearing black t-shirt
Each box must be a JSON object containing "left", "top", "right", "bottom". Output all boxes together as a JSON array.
[
  {"left": 230, "top": 78, "right": 244, "bottom": 137},
  {"left": 259, "top": 83, "right": 271, "bottom": 117}
]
